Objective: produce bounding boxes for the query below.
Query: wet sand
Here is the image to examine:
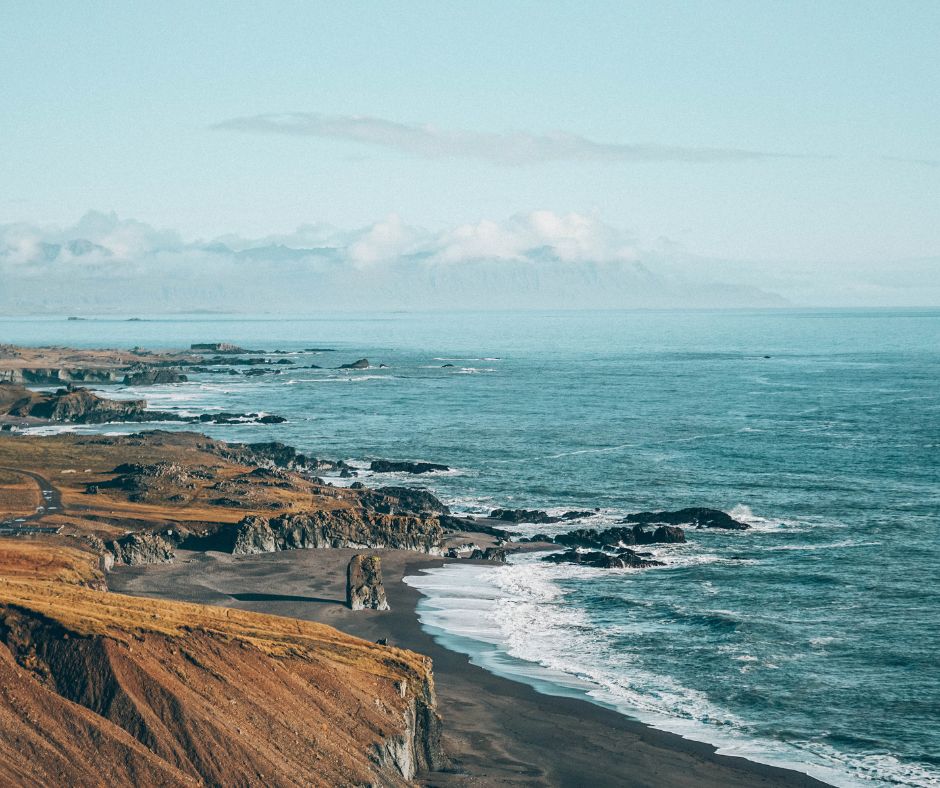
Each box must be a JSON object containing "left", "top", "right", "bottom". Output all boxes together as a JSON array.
[{"left": 110, "top": 548, "right": 829, "bottom": 787}]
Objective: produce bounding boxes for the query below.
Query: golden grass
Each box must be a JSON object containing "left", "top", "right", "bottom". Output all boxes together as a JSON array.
[{"left": 0, "top": 472, "right": 40, "bottom": 516}]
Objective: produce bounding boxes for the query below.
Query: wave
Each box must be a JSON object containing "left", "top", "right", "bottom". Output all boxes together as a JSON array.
[{"left": 404, "top": 556, "right": 936, "bottom": 787}]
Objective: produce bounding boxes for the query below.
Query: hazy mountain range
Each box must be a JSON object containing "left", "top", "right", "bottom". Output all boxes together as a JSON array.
[{"left": 1, "top": 211, "right": 936, "bottom": 313}]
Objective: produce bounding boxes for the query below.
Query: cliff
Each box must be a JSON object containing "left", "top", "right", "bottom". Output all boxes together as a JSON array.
[{"left": 0, "top": 540, "right": 445, "bottom": 786}]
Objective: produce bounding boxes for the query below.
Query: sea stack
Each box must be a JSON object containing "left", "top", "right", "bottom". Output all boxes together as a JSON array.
[{"left": 346, "top": 554, "right": 390, "bottom": 611}]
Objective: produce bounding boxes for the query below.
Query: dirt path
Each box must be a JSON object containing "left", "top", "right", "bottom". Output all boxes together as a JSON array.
[{"left": 0, "top": 466, "right": 63, "bottom": 533}]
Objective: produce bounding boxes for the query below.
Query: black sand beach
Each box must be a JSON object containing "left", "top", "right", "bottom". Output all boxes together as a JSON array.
[{"left": 110, "top": 548, "right": 830, "bottom": 787}]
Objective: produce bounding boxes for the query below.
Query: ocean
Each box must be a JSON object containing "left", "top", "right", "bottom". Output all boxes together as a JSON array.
[{"left": 3, "top": 308, "right": 938, "bottom": 786}]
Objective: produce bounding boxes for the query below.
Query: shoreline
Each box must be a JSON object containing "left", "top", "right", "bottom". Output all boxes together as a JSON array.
[{"left": 110, "top": 547, "right": 829, "bottom": 787}]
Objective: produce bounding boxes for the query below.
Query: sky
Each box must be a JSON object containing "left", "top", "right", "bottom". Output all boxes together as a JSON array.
[{"left": 1, "top": 1, "right": 939, "bottom": 310}]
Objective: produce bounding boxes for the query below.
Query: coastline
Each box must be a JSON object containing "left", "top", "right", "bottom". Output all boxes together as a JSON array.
[{"left": 110, "top": 547, "right": 829, "bottom": 787}]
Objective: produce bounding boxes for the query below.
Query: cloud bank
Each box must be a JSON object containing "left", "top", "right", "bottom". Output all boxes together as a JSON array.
[
  {"left": 1, "top": 211, "right": 936, "bottom": 313},
  {"left": 211, "top": 112, "right": 797, "bottom": 165}
]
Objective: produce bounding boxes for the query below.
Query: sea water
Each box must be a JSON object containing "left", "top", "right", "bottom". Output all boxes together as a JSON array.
[{"left": 3, "top": 309, "right": 938, "bottom": 786}]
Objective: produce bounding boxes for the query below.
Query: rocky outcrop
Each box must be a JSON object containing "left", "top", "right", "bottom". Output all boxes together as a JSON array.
[
  {"left": 339, "top": 358, "right": 370, "bottom": 369},
  {"left": 468, "top": 547, "right": 507, "bottom": 562},
  {"left": 190, "top": 342, "right": 250, "bottom": 353},
  {"left": 0, "top": 368, "right": 124, "bottom": 385},
  {"left": 122, "top": 368, "right": 188, "bottom": 386},
  {"left": 347, "top": 554, "right": 390, "bottom": 610},
  {"left": 107, "top": 531, "right": 175, "bottom": 565},
  {"left": 439, "top": 515, "right": 511, "bottom": 539},
  {"left": 490, "top": 508, "right": 561, "bottom": 524},
  {"left": 543, "top": 548, "right": 664, "bottom": 569},
  {"left": 208, "top": 440, "right": 350, "bottom": 474},
  {"left": 0, "top": 384, "right": 283, "bottom": 425},
  {"left": 623, "top": 507, "right": 750, "bottom": 530},
  {"left": 361, "top": 486, "right": 451, "bottom": 516},
  {"left": 227, "top": 509, "right": 443, "bottom": 555},
  {"left": 2, "top": 385, "right": 147, "bottom": 423},
  {"left": 97, "top": 461, "right": 212, "bottom": 503},
  {"left": 370, "top": 460, "right": 450, "bottom": 474},
  {"left": 553, "top": 524, "right": 686, "bottom": 549}
]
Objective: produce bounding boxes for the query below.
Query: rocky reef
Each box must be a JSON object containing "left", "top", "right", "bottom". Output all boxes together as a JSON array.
[
  {"left": 370, "top": 459, "right": 450, "bottom": 474},
  {"left": 543, "top": 548, "right": 665, "bottom": 569},
  {"left": 622, "top": 507, "right": 750, "bottom": 530},
  {"left": 347, "top": 554, "right": 390, "bottom": 610}
]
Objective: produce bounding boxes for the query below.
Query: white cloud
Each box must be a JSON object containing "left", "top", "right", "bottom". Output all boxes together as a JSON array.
[
  {"left": 211, "top": 112, "right": 797, "bottom": 165},
  {"left": 3, "top": 210, "right": 937, "bottom": 311}
]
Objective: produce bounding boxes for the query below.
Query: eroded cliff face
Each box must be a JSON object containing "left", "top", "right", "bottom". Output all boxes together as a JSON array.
[
  {"left": 225, "top": 509, "right": 445, "bottom": 556},
  {"left": 0, "top": 574, "right": 446, "bottom": 787}
]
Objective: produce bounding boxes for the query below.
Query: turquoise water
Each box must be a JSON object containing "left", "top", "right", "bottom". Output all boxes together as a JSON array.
[{"left": 3, "top": 309, "right": 939, "bottom": 786}]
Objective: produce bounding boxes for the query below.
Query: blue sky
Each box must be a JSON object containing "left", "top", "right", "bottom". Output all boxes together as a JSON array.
[{"left": 2, "top": 1, "right": 938, "bottom": 269}]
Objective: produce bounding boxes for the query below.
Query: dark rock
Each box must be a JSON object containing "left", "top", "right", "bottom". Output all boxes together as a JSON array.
[
  {"left": 468, "top": 547, "right": 507, "bottom": 562},
  {"left": 257, "top": 414, "right": 286, "bottom": 424},
  {"left": 190, "top": 342, "right": 249, "bottom": 353},
  {"left": 217, "top": 509, "right": 443, "bottom": 555},
  {"left": 370, "top": 460, "right": 450, "bottom": 474},
  {"left": 360, "top": 486, "right": 450, "bottom": 516},
  {"left": 623, "top": 507, "right": 749, "bottom": 530},
  {"left": 339, "top": 468, "right": 357, "bottom": 478},
  {"left": 542, "top": 548, "right": 664, "bottom": 569},
  {"left": 439, "top": 515, "right": 511, "bottom": 539},
  {"left": 561, "top": 510, "right": 597, "bottom": 520},
  {"left": 441, "top": 364, "right": 454, "bottom": 368},
  {"left": 553, "top": 524, "right": 686, "bottom": 549},
  {"left": 339, "top": 358, "right": 370, "bottom": 370},
  {"left": 6, "top": 386, "right": 147, "bottom": 424},
  {"left": 346, "top": 554, "right": 390, "bottom": 610},
  {"left": 489, "top": 508, "right": 561, "bottom": 524},
  {"left": 123, "top": 368, "right": 188, "bottom": 386}
]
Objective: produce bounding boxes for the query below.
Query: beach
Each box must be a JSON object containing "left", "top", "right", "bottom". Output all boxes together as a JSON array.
[{"left": 111, "top": 547, "right": 828, "bottom": 787}]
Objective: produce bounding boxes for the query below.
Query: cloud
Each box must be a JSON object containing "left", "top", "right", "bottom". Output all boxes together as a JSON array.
[
  {"left": 210, "top": 112, "right": 800, "bottom": 165},
  {"left": 5, "top": 210, "right": 938, "bottom": 312}
]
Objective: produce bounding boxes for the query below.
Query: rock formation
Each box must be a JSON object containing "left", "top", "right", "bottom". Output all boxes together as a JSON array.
[
  {"left": 339, "top": 358, "right": 370, "bottom": 369},
  {"left": 623, "top": 507, "right": 750, "bottom": 530},
  {"left": 122, "top": 368, "right": 188, "bottom": 385},
  {"left": 347, "top": 554, "right": 390, "bottom": 610},
  {"left": 227, "top": 509, "right": 444, "bottom": 555},
  {"left": 553, "top": 524, "right": 686, "bottom": 549},
  {"left": 490, "top": 508, "right": 561, "bottom": 524},
  {"left": 543, "top": 548, "right": 664, "bottom": 569},
  {"left": 370, "top": 460, "right": 450, "bottom": 474},
  {"left": 106, "top": 531, "right": 176, "bottom": 565}
]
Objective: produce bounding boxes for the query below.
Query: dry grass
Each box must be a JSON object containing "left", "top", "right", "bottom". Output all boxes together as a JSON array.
[{"left": 0, "top": 470, "right": 40, "bottom": 516}]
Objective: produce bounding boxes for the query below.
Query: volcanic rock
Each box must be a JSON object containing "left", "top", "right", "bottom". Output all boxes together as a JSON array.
[
  {"left": 346, "top": 554, "right": 390, "bottom": 611},
  {"left": 623, "top": 507, "right": 750, "bottom": 530}
]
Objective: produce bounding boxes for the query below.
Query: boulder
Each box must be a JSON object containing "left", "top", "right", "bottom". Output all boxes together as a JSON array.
[
  {"left": 347, "top": 554, "right": 390, "bottom": 610},
  {"left": 339, "top": 358, "right": 370, "bottom": 370}
]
